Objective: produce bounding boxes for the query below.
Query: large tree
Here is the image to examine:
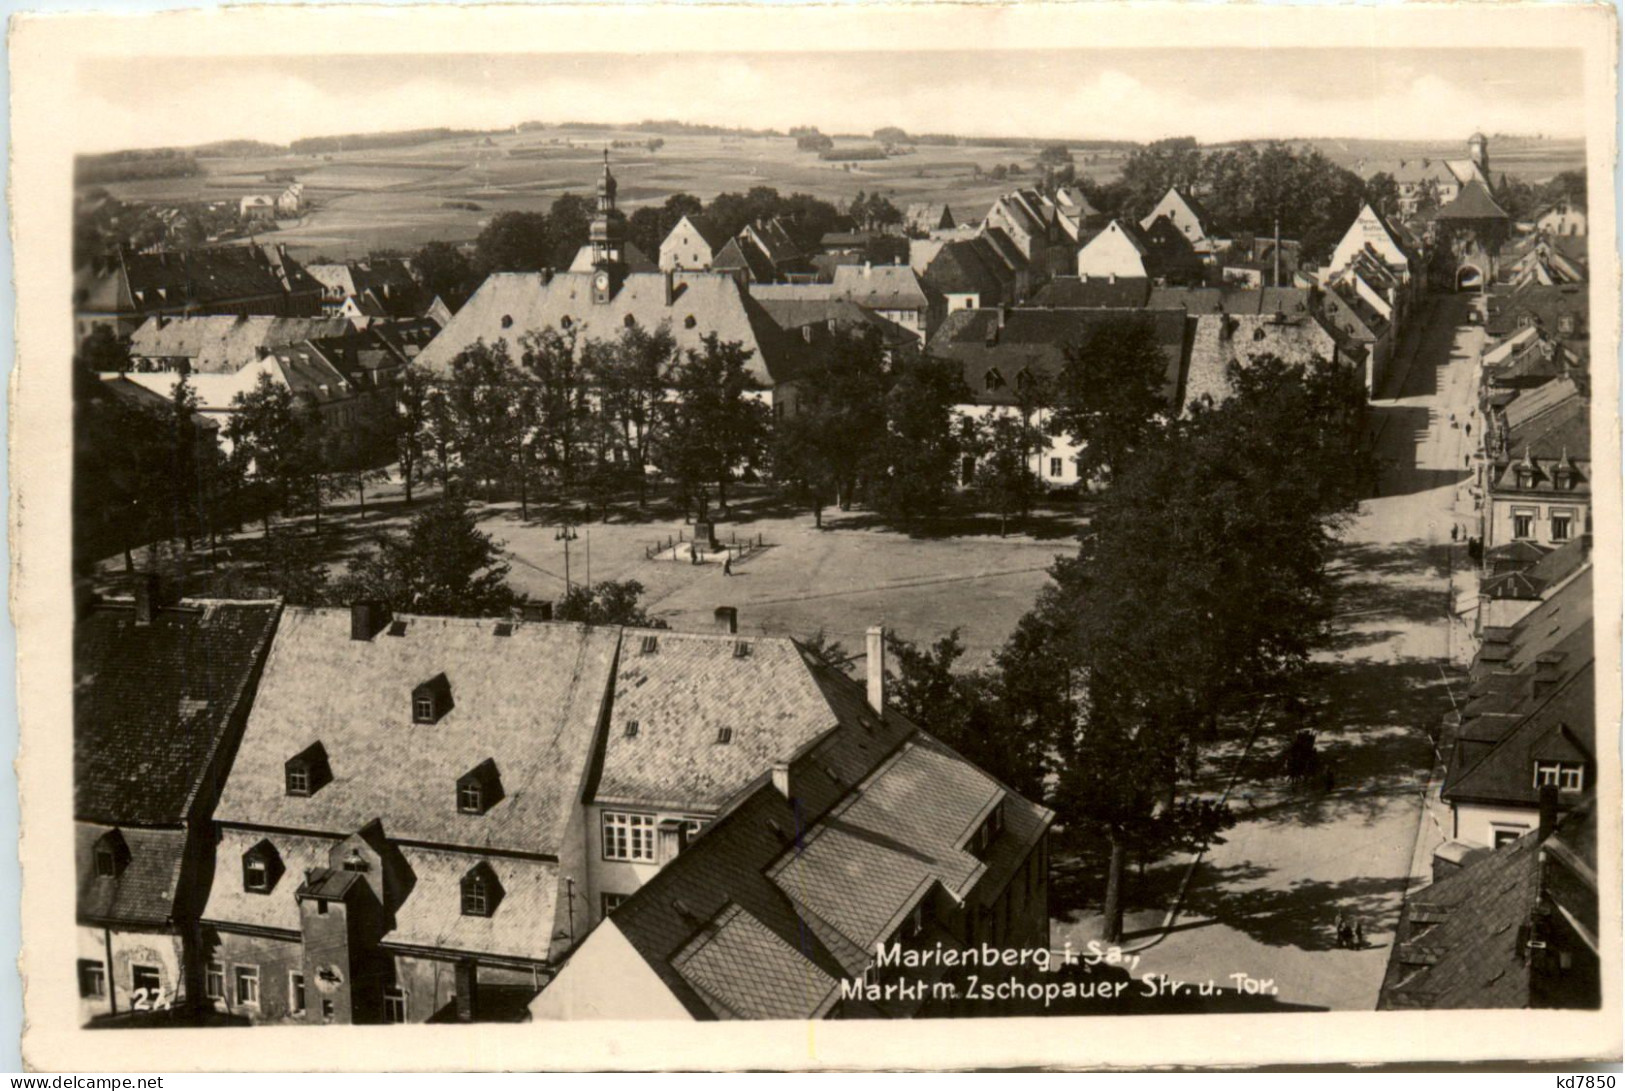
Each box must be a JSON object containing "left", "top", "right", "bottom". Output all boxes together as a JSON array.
[
  {"left": 473, "top": 210, "right": 554, "bottom": 275},
  {"left": 966, "top": 409, "right": 1048, "bottom": 537},
  {"left": 1031, "top": 352, "right": 1369, "bottom": 940},
  {"left": 334, "top": 497, "right": 519, "bottom": 617},
  {"left": 554, "top": 578, "right": 668, "bottom": 627},
  {"left": 412, "top": 240, "right": 476, "bottom": 307},
  {"left": 769, "top": 325, "right": 889, "bottom": 526},
  {"left": 1049, "top": 316, "right": 1172, "bottom": 487},
  {"left": 443, "top": 340, "right": 530, "bottom": 512},
  {"left": 864, "top": 354, "right": 969, "bottom": 527},
  {"left": 655, "top": 335, "right": 770, "bottom": 515},
  {"left": 224, "top": 372, "right": 319, "bottom": 532},
  {"left": 588, "top": 321, "right": 679, "bottom": 506}
]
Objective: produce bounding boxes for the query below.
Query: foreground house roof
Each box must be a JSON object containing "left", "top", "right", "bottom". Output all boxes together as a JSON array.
[
  {"left": 74, "top": 597, "right": 282, "bottom": 826},
  {"left": 127, "top": 315, "right": 353, "bottom": 374},
  {"left": 214, "top": 608, "right": 619, "bottom": 855}
]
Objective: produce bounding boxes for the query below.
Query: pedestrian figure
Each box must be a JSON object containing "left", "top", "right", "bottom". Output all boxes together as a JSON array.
[
  {"left": 1352, "top": 917, "right": 1366, "bottom": 950},
  {"left": 1335, "top": 913, "right": 1351, "bottom": 949},
  {"left": 1465, "top": 422, "right": 1472, "bottom": 438},
  {"left": 1451, "top": 524, "right": 1460, "bottom": 542},
  {"left": 722, "top": 555, "right": 733, "bottom": 577}
]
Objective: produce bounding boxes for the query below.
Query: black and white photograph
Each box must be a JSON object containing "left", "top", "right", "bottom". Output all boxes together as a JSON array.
[{"left": 10, "top": 2, "right": 1620, "bottom": 1071}]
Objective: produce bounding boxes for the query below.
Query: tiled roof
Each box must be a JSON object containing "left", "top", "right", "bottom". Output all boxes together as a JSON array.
[
  {"left": 830, "top": 263, "right": 933, "bottom": 312},
  {"left": 127, "top": 315, "right": 352, "bottom": 374},
  {"left": 415, "top": 271, "right": 801, "bottom": 386},
  {"left": 713, "top": 236, "right": 778, "bottom": 284},
  {"left": 77, "top": 823, "right": 190, "bottom": 926},
  {"left": 922, "top": 239, "right": 1011, "bottom": 300},
  {"left": 1182, "top": 313, "right": 1341, "bottom": 410},
  {"left": 214, "top": 609, "right": 619, "bottom": 855},
  {"left": 122, "top": 349, "right": 359, "bottom": 413},
  {"left": 929, "top": 306, "right": 1190, "bottom": 407},
  {"left": 83, "top": 245, "right": 322, "bottom": 317},
  {"left": 1434, "top": 178, "right": 1509, "bottom": 222},
  {"left": 1147, "top": 287, "right": 1313, "bottom": 317},
  {"left": 1378, "top": 831, "right": 1540, "bottom": 1009},
  {"left": 978, "top": 228, "right": 1030, "bottom": 274},
  {"left": 597, "top": 655, "right": 1052, "bottom": 1021},
  {"left": 745, "top": 220, "right": 806, "bottom": 267},
  {"left": 595, "top": 630, "right": 843, "bottom": 810},
  {"left": 1033, "top": 277, "right": 1151, "bottom": 309},
  {"left": 752, "top": 298, "right": 914, "bottom": 347},
  {"left": 684, "top": 215, "right": 733, "bottom": 251},
  {"left": 74, "top": 599, "right": 281, "bottom": 825},
  {"left": 1446, "top": 662, "right": 1593, "bottom": 808},
  {"left": 1486, "top": 283, "right": 1588, "bottom": 339}
]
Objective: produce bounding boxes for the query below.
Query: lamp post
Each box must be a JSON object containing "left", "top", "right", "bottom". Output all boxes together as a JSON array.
[{"left": 556, "top": 523, "right": 579, "bottom": 593}]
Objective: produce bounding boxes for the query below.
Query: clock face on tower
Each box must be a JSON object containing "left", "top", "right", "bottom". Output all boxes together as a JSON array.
[{"left": 594, "top": 270, "right": 610, "bottom": 292}]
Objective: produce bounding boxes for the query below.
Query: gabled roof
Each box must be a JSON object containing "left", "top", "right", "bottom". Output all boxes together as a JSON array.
[
  {"left": 415, "top": 271, "right": 800, "bottom": 386},
  {"left": 1182, "top": 313, "right": 1341, "bottom": 410},
  {"left": 1033, "top": 277, "right": 1151, "bottom": 309},
  {"left": 75, "top": 599, "right": 282, "bottom": 824},
  {"left": 214, "top": 609, "right": 620, "bottom": 855},
  {"left": 127, "top": 315, "right": 352, "bottom": 374},
  {"left": 76, "top": 823, "right": 191, "bottom": 926},
  {"left": 1445, "top": 661, "right": 1594, "bottom": 808},
  {"left": 830, "top": 263, "right": 933, "bottom": 312},
  {"left": 593, "top": 655, "right": 1053, "bottom": 1021},
  {"left": 1435, "top": 179, "right": 1510, "bottom": 222},
  {"left": 745, "top": 219, "right": 806, "bottom": 266},
  {"left": 752, "top": 297, "right": 915, "bottom": 347},
  {"left": 596, "top": 631, "right": 850, "bottom": 811},
  {"left": 712, "top": 235, "right": 778, "bottom": 284},
  {"left": 1378, "top": 830, "right": 1542, "bottom": 1009},
  {"left": 121, "top": 348, "right": 359, "bottom": 413},
  {"left": 922, "top": 239, "right": 1011, "bottom": 300},
  {"left": 929, "top": 307, "right": 1190, "bottom": 407},
  {"left": 671, "top": 214, "right": 731, "bottom": 252}
]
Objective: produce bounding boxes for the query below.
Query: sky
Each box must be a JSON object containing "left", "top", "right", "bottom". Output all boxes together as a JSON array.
[{"left": 76, "top": 48, "right": 1585, "bottom": 153}]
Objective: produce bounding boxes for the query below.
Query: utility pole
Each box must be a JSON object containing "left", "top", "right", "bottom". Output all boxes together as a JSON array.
[
  {"left": 556, "top": 523, "right": 578, "bottom": 593},
  {"left": 1273, "top": 214, "right": 1282, "bottom": 288}
]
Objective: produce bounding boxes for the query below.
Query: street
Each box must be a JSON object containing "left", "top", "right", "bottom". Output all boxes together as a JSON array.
[{"left": 1053, "top": 294, "right": 1486, "bottom": 1011}]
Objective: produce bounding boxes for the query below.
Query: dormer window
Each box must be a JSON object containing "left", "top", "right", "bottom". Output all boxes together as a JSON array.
[
  {"left": 242, "top": 840, "right": 283, "bottom": 894},
  {"left": 93, "top": 830, "right": 127, "bottom": 879},
  {"left": 284, "top": 743, "right": 330, "bottom": 797},
  {"left": 456, "top": 759, "right": 502, "bottom": 815},
  {"left": 412, "top": 674, "right": 452, "bottom": 724},
  {"left": 1535, "top": 761, "right": 1584, "bottom": 792},
  {"left": 500, "top": 315, "right": 513, "bottom": 329},
  {"left": 460, "top": 862, "right": 503, "bottom": 917},
  {"left": 1558, "top": 314, "right": 1577, "bottom": 335},
  {"left": 716, "top": 726, "right": 734, "bottom": 745},
  {"left": 985, "top": 368, "right": 1005, "bottom": 392}
]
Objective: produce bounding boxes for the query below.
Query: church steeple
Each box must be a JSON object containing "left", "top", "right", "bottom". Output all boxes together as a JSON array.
[{"left": 590, "top": 148, "right": 626, "bottom": 303}]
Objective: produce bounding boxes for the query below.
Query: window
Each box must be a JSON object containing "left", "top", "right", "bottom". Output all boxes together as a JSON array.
[
  {"left": 500, "top": 314, "right": 513, "bottom": 329},
  {"left": 234, "top": 966, "right": 260, "bottom": 1007},
  {"left": 601, "top": 892, "right": 628, "bottom": 917},
  {"left": 205, "top": 962, "right": 224, "bottom": 1001},
  {"left": 602, "top": 811, "right": 657, "bottom": 862},
  {"left": 289, "top": 972, "right": 306, "bottom": 1016},
  {"left": 77, "top": 960, "right": 106, "bottom": 999},
  {"left": 1551, "top": 511, "right": 1573, "bottom": 541},
  {"left": 462, "top": 872, "right": 491, "bottom": 917},
  {"left": 244, "top": 855, "right": 270, "bottom": 892},
  {"left": 414, "top": 696, "right": 435, "bottom": 722},
  {"left": 94, "top": 842, "right": 117, "bottom": 878},
  {"left": 285, "top": 762, "right": 310, "bottom": 796},
  {"left": 383, "top": 986, "right": 408, "bottom": 1024},
  {"left": 716, "top": 726, "right": 733, "bottom": 744},
  {"left": 458, "top": 780, "right": 483, "bottom": 813},
  {"left": 1558, "top": 314, "right": 1576, "bottom": 335},
  {"left": 1535, "top": 761, "right": 1584, "bottom": 792},
  {"left": 341, "top": 853, "right": 369, "bottom": 873},
  {"left": 1494, "top": 828, "right": 1527, "bottom": 849},
  {"left": 1049, "top": 457, "right": 1063, "bottom": 479},
  {"left": 1513, "top": 511, "right": 1535, "bottom": 540}
]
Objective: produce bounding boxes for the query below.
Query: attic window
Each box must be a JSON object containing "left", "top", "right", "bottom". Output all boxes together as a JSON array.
[
  {"left": 93, "top": 830, "right": 127, "bottom": 879},
  {"left": 242, "top": 840, "right": 283, "bottom": 894},
  {"left": 501, "top": 315, "right": 514, "bottom": 329},
  {"left": 493, "top": 622, "right": 513, "bottom": 638},
  {"left": 984, "top": 368, "right": 1006, "bottom": 391},
  {"left": 733, "top": 641, "right": 751, "bottom": 659},
  {"left": 684, "top": 315, "right": 697, "bottom": 330},
  {"left": 561, "top": 315, "right": 573, "bottom": 330},
  {"left": 624, "top": 720, "right": 640, "bottom": 738},
  {"left": 387, "top": 620, "right": 408, "bottom": 638},
  {"left": 457, "top": 759, "right": 503, "bottom": 815},
  {"left": 412, "top": 673, "right": 453, "bottom": 724},
  {"left": 624, "top": 314, "right": 637, "bottom": 328},
  {"left": 460, "top": 863, "right": 503, "bottom": 917},
  {"left": 640, "top": 635, "right": 659, "bottom": 655},
  {"left": 716, "top": 726, "right": 734, "bottom": 745}
]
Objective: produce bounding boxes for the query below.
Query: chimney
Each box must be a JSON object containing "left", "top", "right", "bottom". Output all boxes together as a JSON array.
[
  {"left": 664, "top": 269, "right": 676, "bottom": 306},
  {"left": 133, "top": 573, "right": 161, "bottom": 627},
  {"left": 350, "top": 601, "right": 391, "bottom": 641},
  {"left": 520, "top": 601, "right": 553, "bottom": 623},
  {"left": 1537, "top": 784, "right": 1560, "bottom": 840},
  {"left": 714, "top": 606, "right": 738, "bottom": 635},
  {"left": 453, "top": 959, "right": 478, "bottom": 1023},
  {"left": 997, "top": 304, "right": 1009, "bottom": 329},
  {"left": 771, "top": 761, "right": 791, "bottom": 798},
  {"left": 866, "top": 625, "right": 886, "bottom": 713}
]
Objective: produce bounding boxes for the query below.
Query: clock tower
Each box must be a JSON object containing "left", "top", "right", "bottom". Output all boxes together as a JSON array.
[{"left": 590, "top": 148, "right": 626, "bottom": 303}]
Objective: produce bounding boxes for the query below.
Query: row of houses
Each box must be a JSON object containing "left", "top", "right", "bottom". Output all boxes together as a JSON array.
[{"left": 75, "top": 589, "right": 1052, "bottom": 1025}]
